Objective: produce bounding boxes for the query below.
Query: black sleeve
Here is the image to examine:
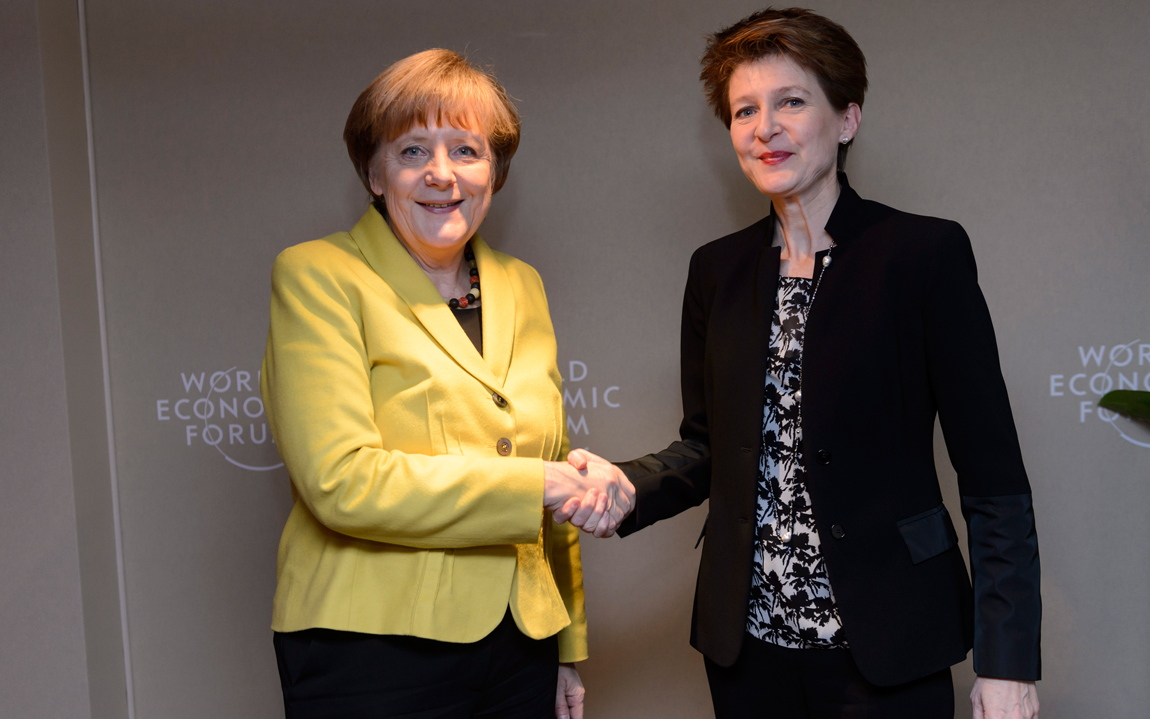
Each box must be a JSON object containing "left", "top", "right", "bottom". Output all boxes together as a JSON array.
[
  {"left": 617, "top": 249, "right": 712, "bottom": 536},
  {"left": 923, "top": 223, "right": 1042, "bottom": 681}
]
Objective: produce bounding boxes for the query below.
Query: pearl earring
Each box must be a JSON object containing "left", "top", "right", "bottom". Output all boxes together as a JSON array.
[{"left": 840, "top": 137, "right": 850, "bottom": 144}]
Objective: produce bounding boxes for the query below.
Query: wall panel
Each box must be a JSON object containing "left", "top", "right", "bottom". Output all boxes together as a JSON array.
[{"left": 73, "top": 1, "right": 1150, "bottom": 716}]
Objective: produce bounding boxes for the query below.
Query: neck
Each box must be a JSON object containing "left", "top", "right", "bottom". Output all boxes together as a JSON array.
[
  {"left": 770, "top": 171, "right": 840, "bottom": 277},
  {"left": 388, "top": 220, "right": 472, "bottom": 300},
  {"left": 416, "top": 252, "right": 471, "bottom": 301}
]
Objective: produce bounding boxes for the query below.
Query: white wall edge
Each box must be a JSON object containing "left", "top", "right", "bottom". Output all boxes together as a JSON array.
[{"left": 76, "top": 0, "right": 136, "bottom": 715}]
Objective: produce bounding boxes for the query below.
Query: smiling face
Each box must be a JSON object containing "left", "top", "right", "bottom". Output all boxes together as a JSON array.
[
  {"left": 728, "top": 55, "right": 859, "bottom": 203},
  {"left": 369, "top": 120, "right": 493, "bottom": 263}
]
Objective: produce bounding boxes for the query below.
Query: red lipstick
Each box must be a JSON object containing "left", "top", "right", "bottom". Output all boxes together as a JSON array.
[{"left": 759, "top": 151, "right": 793, "bottom": 165}]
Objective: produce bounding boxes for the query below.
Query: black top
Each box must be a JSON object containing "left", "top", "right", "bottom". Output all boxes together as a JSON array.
[
  {"left": 616, "top": 174, "right": 1040, "bottom": 686},
  {"left": 451, "top": 306, "right": 483, "bottom": 355}
]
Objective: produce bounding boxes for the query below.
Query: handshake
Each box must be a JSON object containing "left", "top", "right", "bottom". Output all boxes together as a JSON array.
[{"left": 543, "top": 449, "right": 635, "bottom": 538}]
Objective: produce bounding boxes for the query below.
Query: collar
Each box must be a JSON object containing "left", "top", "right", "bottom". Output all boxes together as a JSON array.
[
  {"left": 823, "top": 172, "right": 868, "bottom": 248},
  {"left": 765, "top": 172, "right": 868, "bottom": 249},
  {"left": 348, "top": 206, "right": 514, "bottom": 390}
]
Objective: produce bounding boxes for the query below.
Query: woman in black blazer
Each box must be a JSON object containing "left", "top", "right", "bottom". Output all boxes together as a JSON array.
[{"left": 562, "top": 8, "right": 1040, "bottom": 718}]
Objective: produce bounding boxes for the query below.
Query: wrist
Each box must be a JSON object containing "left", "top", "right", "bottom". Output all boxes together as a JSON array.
[{"left": 543, "top": 462, "right": 570, "bottom": 508}]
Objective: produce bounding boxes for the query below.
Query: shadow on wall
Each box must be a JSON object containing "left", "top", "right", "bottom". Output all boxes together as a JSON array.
[{"left": 695, "top": 103, "right": 769, "bottom": 230}]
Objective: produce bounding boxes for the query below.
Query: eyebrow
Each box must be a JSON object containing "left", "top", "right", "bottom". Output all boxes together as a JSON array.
[
  {"left": 398, "top": 127, "right": 483, "bottom": 142},
  {"left": 772, "top": 85, "right": 811, "bottom": 96},
  {"left": 730, "top": 84, "right": 813, "bottom": 106}
]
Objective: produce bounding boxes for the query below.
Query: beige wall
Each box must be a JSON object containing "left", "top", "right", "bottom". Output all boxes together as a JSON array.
[
  {"left": 0, "top": 1, "right": 92, "bottom": 718},
  {"left": 5, "top": 1, "right": 1150, "bottom": 717}
]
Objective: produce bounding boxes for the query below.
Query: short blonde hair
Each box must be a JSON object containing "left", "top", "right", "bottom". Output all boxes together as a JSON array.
[{"left": 343, "top": 49, "right": 521, "bottom": 210}]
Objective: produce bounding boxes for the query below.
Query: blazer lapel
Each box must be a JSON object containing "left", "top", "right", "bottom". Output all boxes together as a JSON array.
[
  {"left": 721, "top": 217, "right": 780, "bottom": 455},
  {"left": 754, "top": 224, "right": 782, "bottom": 331},
  {"left": 348, "top": 208, "right": 499, "bottom": 389},
  {"left": 745, "top": 226, "right": 781, "bottom": 431},
  {"left": 470, "top": 235, "right": 514, "bottom": 388}
]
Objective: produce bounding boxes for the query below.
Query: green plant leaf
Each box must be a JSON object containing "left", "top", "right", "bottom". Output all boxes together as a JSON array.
[{"left": 1099, "top": 390, "right": 1150, "bottom": 420}]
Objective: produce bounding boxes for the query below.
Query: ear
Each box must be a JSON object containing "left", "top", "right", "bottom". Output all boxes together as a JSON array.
[
  {"left": 840, "top": 103, "right": 862, "bottom": 142},
  {"left": 367, "top": 155, "right": 385, "bottom": 197}
]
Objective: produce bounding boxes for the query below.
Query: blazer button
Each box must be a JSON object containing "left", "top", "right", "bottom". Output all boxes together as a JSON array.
[
  {"left": 492, "top": 392, "right": 508, "bottom": 408},
  {"left": 496, "top": 438, "right": 513, "bottom": 456},
  {"left": 831, "top": 524, "right": 846, "bottom": 540},
  {"left": 816, "top": 449, "right": 832, "bottom": 466}
]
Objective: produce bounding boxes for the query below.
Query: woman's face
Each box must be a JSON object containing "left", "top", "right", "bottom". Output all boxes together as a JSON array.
[
  {"left": 727, "top": 55, "right": 858, "bottom": 201},
  {"left": 370, "top": 120, "right": 493, "bottom": 260}
]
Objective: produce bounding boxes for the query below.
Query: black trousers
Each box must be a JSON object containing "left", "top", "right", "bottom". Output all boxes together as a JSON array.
[
  {"left": 273, "top": 611, "right": 558, "bottom": 719},
  {"left": 705, "top": 634, "right": 954, "bottom": 719}
]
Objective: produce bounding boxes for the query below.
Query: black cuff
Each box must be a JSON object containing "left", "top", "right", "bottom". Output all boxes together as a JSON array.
[{"left": 961, "top": 493, "right": 1042, "bottom": 680}]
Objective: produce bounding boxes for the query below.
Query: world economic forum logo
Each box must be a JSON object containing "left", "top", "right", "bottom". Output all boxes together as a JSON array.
[
  {"left": 156, "top": 360, "right": 619, "bottom": 470},
  {"left": 559, "top": 360, "right": 622, "bottom": 450},
  {"left": 155, "top": 366, "right": 284, "bottom": 471},
  {"left": 1049, "top": 339, "right": 1150, "bottom": 449}
]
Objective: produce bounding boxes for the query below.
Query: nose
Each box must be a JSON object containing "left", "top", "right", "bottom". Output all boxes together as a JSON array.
[
  {"left": 425, "top": 147, "right": 455, "bottom": 188},
  {"left": 753, "top": 109, "right": 779, "bottom": 144}
]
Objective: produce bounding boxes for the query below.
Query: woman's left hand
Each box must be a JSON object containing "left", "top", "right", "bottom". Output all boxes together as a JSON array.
[
  {"left": 971, "top": 677, "right": 1039, "bottom": 719},
  {"left": 555, "top": 663, "right": 586, "bottom": 719}
]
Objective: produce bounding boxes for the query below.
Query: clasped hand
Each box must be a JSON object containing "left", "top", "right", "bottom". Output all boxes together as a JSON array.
[{"left": 544, "top": 449, "right": 634, "bottom": 537}]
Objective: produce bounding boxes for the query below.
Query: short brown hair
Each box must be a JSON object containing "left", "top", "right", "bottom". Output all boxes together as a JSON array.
[
  {"left": 700, "top": 7, "right": 868, "bottom": 170},
  {"left": 343, "top": 49, "right": 521, "bottom": 212}
]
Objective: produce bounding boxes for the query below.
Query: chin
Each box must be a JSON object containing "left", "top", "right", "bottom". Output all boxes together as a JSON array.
[
  {"left": 419, "top": 222, "right": 470, "bottom": 246},
  {"left": 750, "top": 172, "right": 800, "bottom": 198},
  {"left": 429, "top": 234, "right": 470, "bottom": 250}
]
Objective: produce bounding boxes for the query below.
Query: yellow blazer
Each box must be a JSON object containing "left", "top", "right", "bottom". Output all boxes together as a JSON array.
[{"left": 261, "top": 207, "right": 587, "bottom": 662}]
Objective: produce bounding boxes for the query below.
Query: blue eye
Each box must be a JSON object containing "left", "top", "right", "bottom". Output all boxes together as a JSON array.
[
  {"left": 783, "top": 97, "right": 804, "bottom": 108},
  {"left": 734, "top": 106, "right": 756, "bottom": 118}
]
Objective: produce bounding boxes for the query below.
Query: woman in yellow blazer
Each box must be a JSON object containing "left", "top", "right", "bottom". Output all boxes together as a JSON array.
[{"left": 261, "top": 49, "right": 633, "bottom": 719}]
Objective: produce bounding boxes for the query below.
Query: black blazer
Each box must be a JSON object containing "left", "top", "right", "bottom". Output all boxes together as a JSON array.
[{"left": 617, "top": 175, "right": 1041, "bottom": 687}]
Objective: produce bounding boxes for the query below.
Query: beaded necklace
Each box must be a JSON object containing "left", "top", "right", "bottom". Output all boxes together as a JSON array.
[{"left": 447, "top": 244, "right": 480, "bottom": 309}]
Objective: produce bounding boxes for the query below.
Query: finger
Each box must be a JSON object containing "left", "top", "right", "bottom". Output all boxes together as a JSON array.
[
  {"left": 569, "top": 691, "right": 584, "bottom": 719},
  {"left": 604, "top": 481, "right": 629, "bottom": 528},
  {"left": 579, "top": 491, "right": 609, "bottom": 532},
  {"left": 602, "top": 466, "right": 633, "bottom": 516},
  {"left": 970, "top": 694, "right": 984, "bottom": 719},
  {"left": 568, "top": 489, "right": 599, "bottom": 527},
  {"left": 554, "top": 677, "right": 569, "bottom": 719},
  {"left": 572, "top": 489, "right": 607, "bottom": 530},
  {"left": 598, "top": 504, "right": 623, "bottom": 537},
  {"left": 609, "top": 485, "right": 628, "bottom": 518},
  {"left": 562, "top": 496, "right": 583, "bottom": 523},
  {"left": 583, "top": 491, "right": 610, "bottom": 532},
  {"left": 566, "top": 449, "right": 589, "bottom": 470},
  {"left": 593, "top": 506, "right": 615, "bottom": 538},
  {"left": 575, "top": 448, "right": 603, "bottom": 463},
  {"left": 553, "top": 496, "right": 581, "bottom": 524}
]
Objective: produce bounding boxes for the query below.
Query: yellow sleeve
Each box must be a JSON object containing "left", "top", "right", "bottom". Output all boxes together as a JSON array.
[
  {"left": 549, "top": 418, "right": 589, "bottom": 662},
  {"left": 551, "top": 521, "right": 589, "bottom": 662},
  {"left": 261, "top": 247, "right": 544, "bottom": 549}
]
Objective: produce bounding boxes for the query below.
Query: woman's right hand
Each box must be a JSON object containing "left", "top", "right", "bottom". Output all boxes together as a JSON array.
[
  {"left": 544, "top": 450, "right": 634, "bottom": 537},
  {"left": 555, "top": 663, "right": 585, "bottom": 719}
]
